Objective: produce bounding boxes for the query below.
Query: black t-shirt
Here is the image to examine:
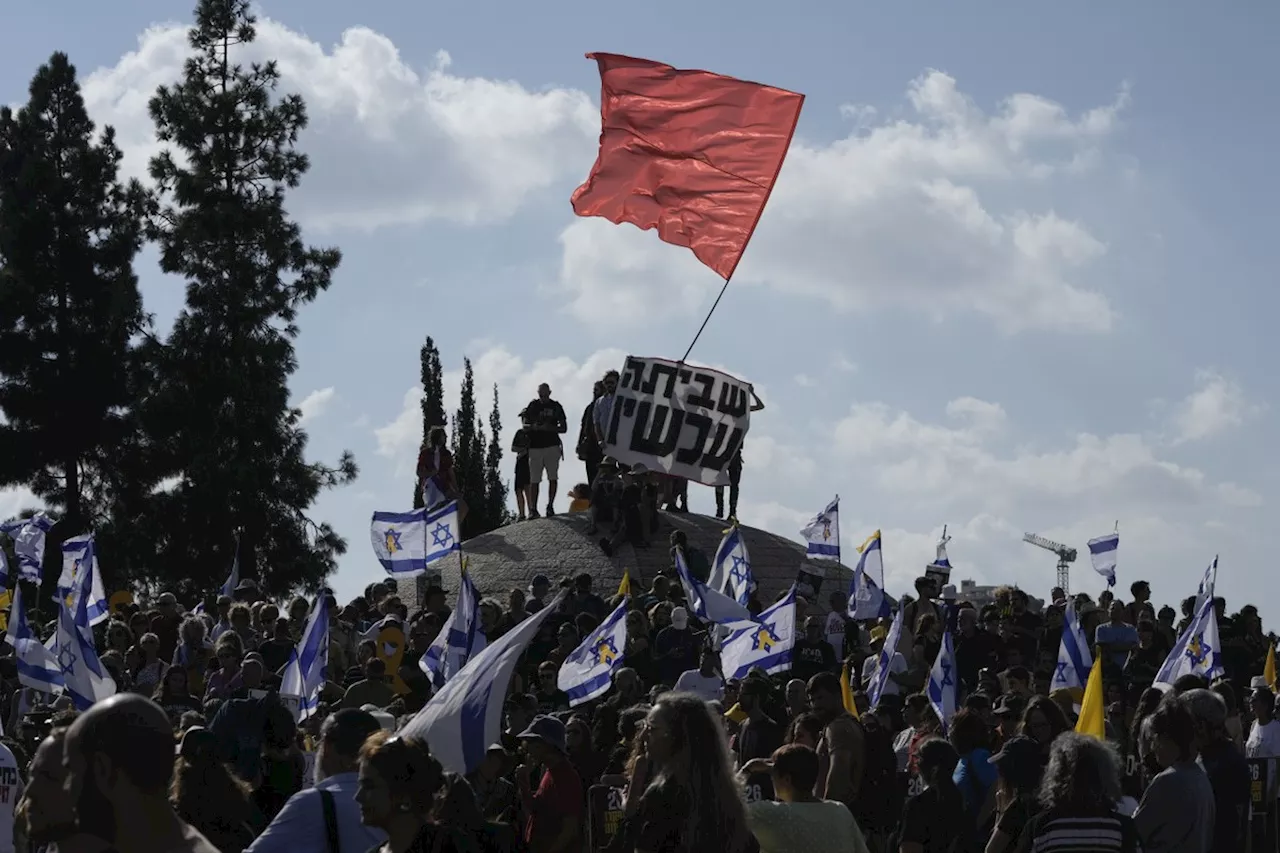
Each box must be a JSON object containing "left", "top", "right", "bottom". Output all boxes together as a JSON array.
[
  {"left": 521, "top": 399, "right": 567, "bottom": 449},
  {"left": 536, "top": 688, "right": 570, "bottom": 715},
  {"left": 791, "top": 640, "right": 836, "bottom": 683},
  {"left": 955, "top": 630, "right": 1000, "bottom": 690},
  {"left": 899, "top": 785, "right": 970, "bottom": 853},
  {"left": 994, "top": 794, "right": 1040, "bottom": 849},
  {"left": 736, "top": 716, "right": 784, "bottom": 802}
]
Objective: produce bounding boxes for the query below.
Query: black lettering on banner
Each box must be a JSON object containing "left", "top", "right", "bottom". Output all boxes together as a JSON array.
[
  {"left": 621, "top": 357, "right": 647, "bottom": 391},
  {"left": 717, "top": 381, "right": 749, "bottom": 418},
  {"left": 699, "top": 422, "right": 744, "bottom": 471},
  {"left": 686, "top": 372, "right": 717, "bottom": 410},
  {"left": 640, "top": 361, "right": 681, "bottom": 399},
  {"left": 629, "top": 401, "right": 685, "bottom": 458}
]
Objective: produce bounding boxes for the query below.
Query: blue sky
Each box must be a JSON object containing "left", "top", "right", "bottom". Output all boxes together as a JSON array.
[{"left": 2, "top": 1, "right": 1276, "bottom": 621}]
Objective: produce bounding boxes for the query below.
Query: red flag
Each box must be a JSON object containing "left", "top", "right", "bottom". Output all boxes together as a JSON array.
[{"left": 571, "top": 53, "right": 804, "bottom": 281}]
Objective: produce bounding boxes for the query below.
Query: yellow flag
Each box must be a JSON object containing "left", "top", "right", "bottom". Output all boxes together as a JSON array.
[
  {"left": 1075, "top": 653, "right": 1106, "bottom": 740},
  {"left": 1265, "top": 644, "right": 1277, "bottom": 692},
  {"left": 841, "top": 662, "right": 859, "bottom": 718},
  {"left": 617, "top": 570, "right": 631, "bottom": 599}
]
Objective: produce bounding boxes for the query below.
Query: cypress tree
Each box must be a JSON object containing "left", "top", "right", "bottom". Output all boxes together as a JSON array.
[
  {"left": 483, "top": 384, "right": 509, "bottom": 528},
  {"left": 0, "top": 53, "right": 148, "bottom": 571},
  {"left": 451, "top": 358, "right": 488, "bottom": 537},
  {"left": 140, "top": 0, "right": 355, "bottom": 595},
  {"left": 414, "top": 336, "right": 446, "bottom": 508}
]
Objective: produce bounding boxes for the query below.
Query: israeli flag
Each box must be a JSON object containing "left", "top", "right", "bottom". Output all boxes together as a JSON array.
[
  {"left": 930, "top": 528, "right": 952, "bottom": 571},
  {"left": 1155, "top": 593, "right": 1224, "bottom": 687},
  {"left": 801, "top": 496, "right": 840, "bottom": 560},
  {"left": 1087, "top": 533, "right": 1118, "bottom": 588},
  {"left": 1051, "top": 598, "right": 1093, "bottom": 692},
  {"left": 676, "top": 548, "right": 752, "bottom": 625},
  {"left": 847, "top": 530, "right": 890, "bottom": 620},
  {"left": 867, "top": 605, "right": 905, "bottom": 709},
  {"left": 926, "top": 631, "right": 958, "bottom": 733},
  {"left": 721, "top": 585, "right": 797, "bottom": 680},
  {"left": 400, "top": 591, "right": 566, "bottom": 775},
  {"left": 220, "top": 538, "right": 240, "bottom": 598},
  {"left": 558, "top": 597, "right": 629, "bottom": 706},
  {"left": 422, "top": 475, "right": 448, "bottom": 511},
  {"left": 55, "top": 537, "right": 116, "bottom": 710},
  {"left": 4, "top": 583, "right": 62, "bottom": 692},
  {"left": 1194, "top": 556, "right": 1218, "bottom": 613},
  {"left": 0, "top": 545, "right": 8, "bottom": 584},
  {"left": 6, "top": 512, "right": 53, "bottom": 584},
  {"left": 710, "top": 525, "right": 753, "bottom": 607},
  {"left": 419, "top": 569, "right": 487, "bottom": 688},
  {"left": 280, "top": 595, "right": 330, "bottom": 721},
  {"left": 370, "top": 501, "right": 462, "bottom": 576},
  {"left": 59, "top": 535, "right": 109, "bottom": 627}
]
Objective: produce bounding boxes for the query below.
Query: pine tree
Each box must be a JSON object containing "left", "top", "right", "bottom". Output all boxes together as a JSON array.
[
  {"left": 0, "top": 53, "right": 149, "bottom": 548},
  {"left": 451, "top": 359, "right": 487, "bottom": 537},
  {"left": 483, "top": 384, "right": 509, "bottom": 528},
  {"left": 140, "top": 0, "right": 355, "bottom": 596},
  {"left": 413, "top": 336, "right": 446, "bottom": 508}
]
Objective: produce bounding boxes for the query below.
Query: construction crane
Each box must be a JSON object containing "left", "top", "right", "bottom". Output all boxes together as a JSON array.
[{"left": 1022, "top": 533, "right": 1077, "bottom": 594}]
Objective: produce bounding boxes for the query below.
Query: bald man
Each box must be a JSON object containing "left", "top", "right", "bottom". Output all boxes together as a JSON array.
[{"left": 63, "top": 694, "right": 219, "bottom": 853}]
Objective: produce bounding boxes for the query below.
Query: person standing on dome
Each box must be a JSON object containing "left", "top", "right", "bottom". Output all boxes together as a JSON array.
[
  {"left": 521, "top": 383, "right": 568, "bottom": 519},
  {"left": 417, "top": 426, "right": 467, "bottom": 523}
]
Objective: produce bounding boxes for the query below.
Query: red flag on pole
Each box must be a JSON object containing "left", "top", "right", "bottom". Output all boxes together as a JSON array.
[{"left": 571, "top": 53, "right": 804, "bottom": 281}]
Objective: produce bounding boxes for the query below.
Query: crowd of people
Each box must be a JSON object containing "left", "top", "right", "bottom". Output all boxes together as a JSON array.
[{"left": 0, "top": 544, "right": 1272, "bottom": 853}]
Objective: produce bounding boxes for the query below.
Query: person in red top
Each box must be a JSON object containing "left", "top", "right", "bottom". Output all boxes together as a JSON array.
[
  {"left": 417, "top": 426, "right": 467, "bottom": 522},
  {"left": 516, "top": 716, "right": 583, "bottom": 853}
]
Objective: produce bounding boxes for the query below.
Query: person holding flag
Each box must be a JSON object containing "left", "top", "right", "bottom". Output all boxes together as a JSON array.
[{"left": 558, "top": 572, "right": 630, "bottom": 706}]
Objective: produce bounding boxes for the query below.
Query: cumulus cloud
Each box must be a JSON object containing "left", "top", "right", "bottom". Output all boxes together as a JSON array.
[
  {"left": 557, "top": 70, "right": 1126, "bottom": 334},
  {"left": 297, "top": 387, "right": 337, "bottom": 425},
  {"left": 1169, "top": 369, "right": 1258, "bottom": 444},
  {"left": 82, "top": 21, "right": 598, "bottom": 230},
  {"left": 0, "top": 486, "right": 40, "bottom": 521}
]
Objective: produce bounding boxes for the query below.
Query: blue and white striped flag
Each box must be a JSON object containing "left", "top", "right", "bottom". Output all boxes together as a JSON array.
[
  {"left": 676, "top": 548, "right": 752, "bottom": 625},
  {"left": 55, "top": 536, "right": 115, "bottom": 710},
  {"left": 847, "top": 530, "right": 890, "bottom": 620},
  {"left": 926, "top": 630, "right": 958, "bottom": 733},
  {"left": 400, "top": 591, "right": 567, "bottom": 775},
  {"left": 1194, "top": 556, "right": 1218, "bottom": 613},
  {"left": 4, "top": 583, "right": 62, "bottom": 693},
  {"left": 419, "top": 568, "right": 487, "bottom": 688},
  {"left": 370, "top": 501, "right": 462, "bottom": 576},
  {"left": 930, "top": 528, "right": 952, "bottom": 572},
  {"left": 220, "top": 538, "right": 240, "bottom": 598},
  {"left": 59, "top": 534, "right": 109, "bottom": 627},
  {"left": 280, "top": 595, "right": 330, "bottom": 721},
  {"left": 1051, "top": 598, "right": 1093, "bottom": 692},
  {"left": 867, "top": 605, "right": 905, "bottom": 709},
  {"left": 1156, "top": 593, "right": 1224, "bottom": 687},
  {"left": 0, "top": 545, "right": 8, "bottom": 584},
  {"left": 721, "top": 585, "right": 797, "bottom": 680},
  {"left": 800, "top": 496, "right": 840, "bottom": 560},
  {"left": 1087, "top": 533, "right": 1118, "bottom": 588},
  {"left": 710, "top": 525, "right": 754, "bottom": 608},
  {"left": 558, "top": 596, "right": 629, "bottom": 706},
  {"left": 6, "top": 512, "right": 53, "bottom": 584}
]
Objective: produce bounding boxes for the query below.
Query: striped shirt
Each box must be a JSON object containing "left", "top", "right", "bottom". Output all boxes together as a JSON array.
[{"left": 1026, "top": 807, "right": 1142, "bottom": 852}]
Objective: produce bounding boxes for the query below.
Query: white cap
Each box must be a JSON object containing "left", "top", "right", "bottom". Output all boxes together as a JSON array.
[
  {"left": 1252, "top": 676, "right": 1270, "bottom": 689},
  {"left": 360, "top": 704, "right": 397, "bottom": 732},
  {"left": 671, "top": 606, "right": 689, "bottom": 630}
]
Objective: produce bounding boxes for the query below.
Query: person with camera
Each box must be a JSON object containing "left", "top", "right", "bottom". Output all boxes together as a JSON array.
[{"left": 520, "top": 383, "right": 568, "bottom": 518}]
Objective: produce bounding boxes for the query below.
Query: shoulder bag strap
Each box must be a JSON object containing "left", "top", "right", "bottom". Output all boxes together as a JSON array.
[{"left": 319, "top": 788, "right": 341, "bottom": 853}]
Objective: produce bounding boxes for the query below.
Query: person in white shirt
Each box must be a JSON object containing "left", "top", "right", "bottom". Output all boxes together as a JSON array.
[
  {"left": 0, "top": 739, "right": 21, "bottom": 853},
  {"left": 247, "top": 709, "right": 388, "bottom": 853},
  {"left": 675, "top": 648, "right": 725, "bottom": 703},
  {"left": 860, "top": 634, "right": 908, "bottom": 697},
  {"left": 1246, "top": 686, "right": 1280, "bottom": 758},
  {"left": 824, "top": 592, "right": 848, "bottom": 661}
]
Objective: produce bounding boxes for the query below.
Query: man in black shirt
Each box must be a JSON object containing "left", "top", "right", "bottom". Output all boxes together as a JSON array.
[
  {"left": 734, "top": 678, "right": 784, "bottom": 802},
  {"left": 792, "top": 617, "right": 837, "bottom": 684},
  {"left": 520, "top": 383, "right": 568, "bottom": 518}
]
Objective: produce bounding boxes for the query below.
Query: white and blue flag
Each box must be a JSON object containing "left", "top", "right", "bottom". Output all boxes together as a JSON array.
[
  {"left": 0, "top": 545, "right": 8, "bottom": 584},
  {"left": 280, "top": 595, "right": 330, "bottom": 721},
  {"left": 4, "top": 512, "right": 54, "bottom": 584},
  {"left": 420, "top": 447, "right": 449, "bottom": 510},
  {"left": 558, "top": 597, "right": 629, "bottom": 706},
  {"left": 847, "top": 530, "right": 890, "bottom": 620},
  {"left": 710, "top": 525, "right": 754, "bottom": 608},
  {"left": 867, "top": 605, "right": 905, "bottom": 709},
  {"left": 1051, "top": 598, "right": 1093, "bottom": 692},
  {"left": 419, "top": 568, "right": 487, "bottom": 688},
  {"left": 59, "top": 534, "right": 109, "bottom": 627},
  {"left": 1087, "top": 533, "right": 1118, "bottom": 588},
  {"left": 4, "top": 583, "right": 62, "bottom": 693},
  {"left": 676, "top": 548, "right": 752, "bottom": 625},
  {"left": 370, "top": 501, "right": 462, "bottom": 576},
  {"left": 221, "top": 538, "right": 240, "bottom": 598},
  {"left": 1155, "top": 593, "right": 1224, "bottom": 687},
  {"left": 721, "top": 585, "right": 797, "bottom": 680},
  {"left": 1194, "top": 556, "right": 1218, "bottom": 613},
  {"left": 801, "top": 497, "right": 840, "bottom": 560},
  {"left": 401, "top": 591, "right": 566, "bottom": 775},
  {"left": 55, "top": 536, "right": 115, "bottom": 710},
  {"left": 926, "top": 630, "right": 958, "bottom": 733},
  {"left": 929, "top": 527, "right": 952, "bottom": 573}
]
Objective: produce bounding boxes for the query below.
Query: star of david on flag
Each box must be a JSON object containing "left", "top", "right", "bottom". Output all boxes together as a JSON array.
[
  {"left": 558, "top": 596, "right": 630, "bottom": 707},
  {"left": 1050, "top": 598, "right": 1092, "bottom": 693},
  {"left": 370, "top": 501, "right": 462, "bottom": 576},
  {"left": 801, "top": 497, "right": 840, "bottom": 561},
  {"left": 710, "top": 525, "right": 754, "bottom": 608},
  {"left": 720, "top": 585, "right": 797, "bottom": 680},
  {"left": 927, "top": 630, "right": 958, "bottom": 733},
  {"left": 1156, "top": 592, "right": 1224, "bottom": 687}
]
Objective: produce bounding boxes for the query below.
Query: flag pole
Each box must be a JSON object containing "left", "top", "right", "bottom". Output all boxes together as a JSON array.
[{"left": 679, "top": 274, "right": 734, "bottom": 364}]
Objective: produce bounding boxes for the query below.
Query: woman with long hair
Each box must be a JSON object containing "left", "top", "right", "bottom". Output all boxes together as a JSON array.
[
  {"left": 170, "top": 727, "right": 256, "bottom": 852},
  {"left": 982, "top": 736, "right": 1043, "bottom": 853},
  {"left": 204, "top": 635, "right": 245, "bottom": 702},
  {"left": 625, "top": 692, "right": 755, "bottom": 853},
  {"left": 1017, "top": 696, "right": 1071, "bottom": 763},
  {"left": 950, "top": 709, "right": 997, "bottom": 831},
  {"left": 1023, "top": 732, "right": 1140, "bottom": 851},
  {"left": 154, "top": 665, "right": 202, "bottom": 726},
  {"left": 356, "top": 731, "right": 458, "bottom": 853},
  {"left": 898, "top": 738, "right": 969, "bottom": 853}
]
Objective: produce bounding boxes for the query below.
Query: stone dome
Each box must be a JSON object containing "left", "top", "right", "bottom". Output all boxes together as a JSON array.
[{"left": 395, "top": 510, "right": 855, "bottom": 612}]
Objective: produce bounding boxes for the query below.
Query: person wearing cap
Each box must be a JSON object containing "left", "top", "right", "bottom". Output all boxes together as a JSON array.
[
  {"left": 1246, "top": 685, "right": 1280, "bottom": 758},
  {"left": 516, "top": 716, "right": 583, "bottom": 853},
  {"left": 246, "top": 709, "right": 386, "bottom": 853},
  {"left": 734, "top": 678, "right": 784, "bottom": 803},
  {"left": 992, "top": 696, "right": 1026, "bottom": 747},
  {"left": 984, "top": 735, "right": 1043, "bottom": 852},
  {"left": 468, "top": 743, "right": 517, "bottom": 822},
  {"left": 654, "top": 606, "right": 699, "bottom": 686}
]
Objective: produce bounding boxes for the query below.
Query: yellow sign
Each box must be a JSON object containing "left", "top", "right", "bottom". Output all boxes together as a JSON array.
[
  {"left": 376, "top": 624, "right": 409, "bottom": 695},
  {"left": 109, "top": 590, "right": 134, "bottom": 615},
  {"left": 0, "top": 590, "right": 12, "bottom": 633}
]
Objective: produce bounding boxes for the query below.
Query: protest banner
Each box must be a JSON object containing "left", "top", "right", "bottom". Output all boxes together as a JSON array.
[{"left": 603, "top": 355, "right": 752, "bottom": 487}]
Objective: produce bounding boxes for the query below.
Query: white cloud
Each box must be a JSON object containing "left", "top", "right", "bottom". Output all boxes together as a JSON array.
[
  {"left": 82, "top": 21, "right": 598, "bottom": 230},
  {"left": 1170, "top": 369, "right": 1258, "bottom": 444},
  {"left": 0, "top": 486, "right": 40, "bottom": 521},
  {"left": 558, "top": 70, "right": 1126, "bottom": 334},
  {"left": 297, "top": 387, "right": 337, "bottom": 425}
]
